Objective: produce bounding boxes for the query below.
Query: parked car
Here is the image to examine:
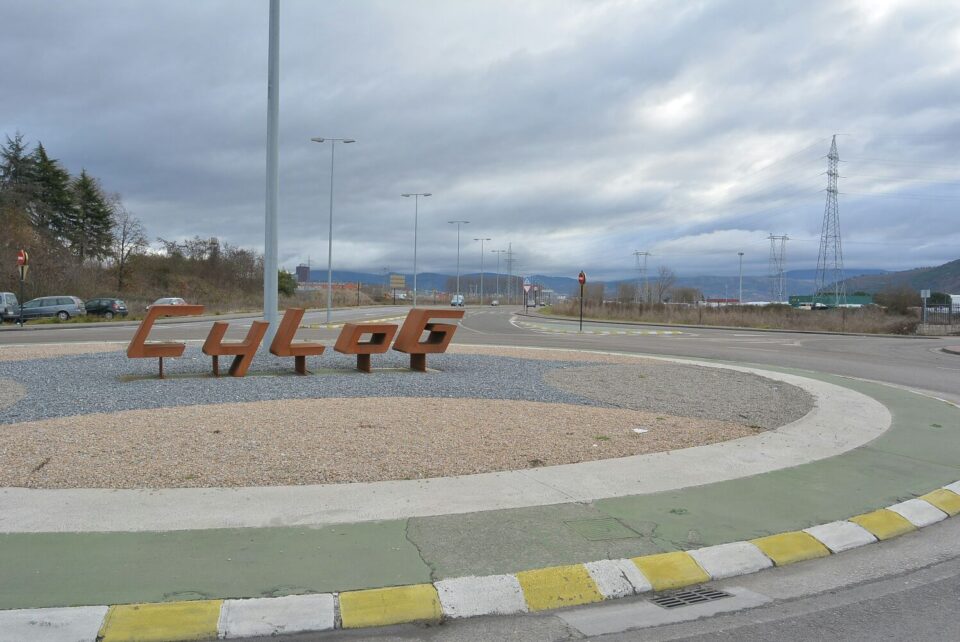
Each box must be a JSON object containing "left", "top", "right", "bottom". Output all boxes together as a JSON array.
[
  {"left": 450, "top": 294, "right": 465, "bottom": 307},
  {"left": 0, "top": 292, "right": 19, "bottom": 322},
  {"left": 19, "top": 296, "right": 86, "bottom": 321},
  {"left": 490, "top": 299, "right": 499, "bottom": 306},
  {"left": 147, "top": 297, "right": 187, "bottom": 309},
  {"left": 85, "top": 297, "right": 129, "bottom": 320}
]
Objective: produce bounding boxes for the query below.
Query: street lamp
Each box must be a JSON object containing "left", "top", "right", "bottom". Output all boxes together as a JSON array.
[
  {"left": 311, "top": 137, "right": 356, "bottom": 325},
  {"left": 738, "top": 251, "right": 744, "bottom": 304},
  {"left": 491, "top": 249, "right": 506, "bottom": 299},
  {"left": 474, "top": 238, "right": 491, "bottom": 305},
  {"left": 448, "top": 220, "right": 470, "bottom": 302},
  {"left": 401, "top": 193, "right": 431, "bottom": 307}
]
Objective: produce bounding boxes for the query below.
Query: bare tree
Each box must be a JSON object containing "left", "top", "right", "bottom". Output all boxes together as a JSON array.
[
  {"left": 110, "top": 205, "right": 147, "bottom": 292},
  {"left": 669, "top": 286, "right": 702, "bottom": 304},
  {"left": 617, "top": 282, "right": 637, "bottom": 304},
  {"left": 654, "top": 266, "right": 676, "bottom": 303}
]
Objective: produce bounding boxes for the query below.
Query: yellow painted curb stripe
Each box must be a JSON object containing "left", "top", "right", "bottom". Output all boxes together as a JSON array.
[
  {"left": 339, "top": 583, "right": 441, "bottom": 629},
  {"left": 516, "top": 564, "right": 604, "bottom": 611},
  {"left": 850, "top": 509, "right": 917, "bottom": 540},
  {"left": 631, "top": 551, "right": 709, "bottom": 591},
  {"left": 99, "top": 600, "right": 222, "bottom": 642},
  {"left": 920, "top": 489, "right": 960, "bottom": 517},
  {"left": 751, "top": 531, "right": 830, "bottom": 566}
]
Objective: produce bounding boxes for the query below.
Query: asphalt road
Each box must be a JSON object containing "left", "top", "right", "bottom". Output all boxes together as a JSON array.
[{"left": 4, "top": 304, "right": 960, "bottom": 640}]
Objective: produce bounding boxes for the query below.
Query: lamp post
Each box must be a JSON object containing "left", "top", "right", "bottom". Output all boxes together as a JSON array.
[
  {"left": 263, "top": 0, "right": 280, "bottom": 346},
  {"left": 474, "top": 238, "right": 491, "bottom": 305},
  {"left": 401, "top": 193, "right": 431, "bottom": 307},
  {"left": 491, "top": 249, "right": 506, "bottom": 299},
  {"left": 448, "top": 220, "right": 469, "bottom": 302},
  {"left": 311, "top": 137, "right": 355, "bottom": 325},
  {"left": 738, "top": 251, "right": 744, "bottom": 304}
]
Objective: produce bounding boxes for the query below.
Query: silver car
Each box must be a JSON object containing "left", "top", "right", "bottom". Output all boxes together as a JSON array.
[
  {"left": 0, "top": 292, "right": 19, "bottom": 322},
  {"left": 19, "top": 296, "right": 86, "bottom": 321}
]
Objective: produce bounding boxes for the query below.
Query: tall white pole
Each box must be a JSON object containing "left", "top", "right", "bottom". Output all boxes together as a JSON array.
[
  {"left": 448, "top": 220, "right": 469, "bottom": 300},
  {"left": 493, "top": 250, "right": 502, "bottom": 297},
  {"left": 326, "top": 142, "right": 336, "bottom": 325},
  {"left": 413, "top": 195, "right": 419, "bottom": 307},
  {"left": 263, "top": 0, "right": 280, "bottom": 346}
]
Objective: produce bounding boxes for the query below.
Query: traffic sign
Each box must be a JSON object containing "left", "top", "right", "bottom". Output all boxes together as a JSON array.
[
  {"left": 18, "top": 265, "right": 28, "bottom": 280},
  {"left": 389, "top": 274, "right": 406, "bottom": 289},
  {"left": 523, "top": 284, "right": 532, "bottom": 293},
  {"left": 16, "top": 249, "right": 28, "bottom": 266},
  {"left": 578, "top": 271, "right": 586, "bottom": 285},
  {"left": 921, "top": 289, "right": 931, "bottom": 299}
]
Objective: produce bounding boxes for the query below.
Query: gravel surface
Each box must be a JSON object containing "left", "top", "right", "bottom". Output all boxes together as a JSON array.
[
  {"left": 0, "top": 397, "right": 759, "bottom": 488},
  {"left": 546, "top": 363, "right": 812, "bottom": 429},
  {"left": 0, "top": 342, "right": 124, "bottom": 361},
  {"left": 0, "top": 344, "right": 812, "bottom": 489}
]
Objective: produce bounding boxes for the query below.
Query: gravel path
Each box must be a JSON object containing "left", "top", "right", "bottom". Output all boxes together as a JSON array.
[
  {"left": 0, "top": 344, "right": 813, "bottom": 489},
  {"left": 0, "top": 342, "right": 124, "bottom": 361}
]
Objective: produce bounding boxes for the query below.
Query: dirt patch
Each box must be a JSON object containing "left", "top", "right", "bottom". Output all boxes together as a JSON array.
[{"left": 0, "top": 397, "right": 760, "bottom": 489}]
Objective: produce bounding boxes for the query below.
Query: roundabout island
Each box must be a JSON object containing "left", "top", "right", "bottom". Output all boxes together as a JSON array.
[{"left": 0, "top": 328, "right": 958, "bottom": 640}]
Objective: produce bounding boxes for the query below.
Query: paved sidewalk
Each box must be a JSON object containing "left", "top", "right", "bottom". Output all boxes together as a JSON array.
[{"left": 1, "top": 370, "right": 958, "bottom": 612}]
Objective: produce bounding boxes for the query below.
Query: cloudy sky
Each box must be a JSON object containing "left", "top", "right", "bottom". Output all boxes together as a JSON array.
[{"left": 3, "top": 0, "right": 959, "bottom": 280}]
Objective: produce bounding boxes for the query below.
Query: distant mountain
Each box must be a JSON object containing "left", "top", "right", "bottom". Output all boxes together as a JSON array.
[
  {"left": 785, "top": 268, "right": 888, "bottom": 280},
  {"left": 842, "top": 259, "right": 960, "bottom": 294}
]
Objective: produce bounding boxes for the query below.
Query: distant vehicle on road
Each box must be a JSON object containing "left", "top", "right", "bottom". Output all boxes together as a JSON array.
[
  {"left": 148, "top": 297, "right": 187, "bottom": 309},
  {"left": 451, "top": 294, "right": 464, "bottom": 307},
  {"left": 85, "top": 297, "right": 129, "bottom": 319},
  {"left": 0, "top": 292, "right": 19, "bottom": 322},
  {"left": 19, "top": 296, "right": 86, "bottom": 321},
  {"left": 490, "top": 299, "right": 499, "bottom": 306}
]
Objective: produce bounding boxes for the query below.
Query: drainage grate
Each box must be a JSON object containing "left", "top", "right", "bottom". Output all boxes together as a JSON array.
[{"left": 649, "top": 587, "right": 732, "bottom": 609}]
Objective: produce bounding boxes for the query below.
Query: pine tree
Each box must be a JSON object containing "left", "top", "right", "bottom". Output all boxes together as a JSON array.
[
  {"left": 69, "top": 170, "right": 114, "bottom": 260},
  {"left": 0, "top": 132, "right": 37, "bottom": 209},
  {"left": 31, "top": 142, "right": 76, "bottom": 237}
]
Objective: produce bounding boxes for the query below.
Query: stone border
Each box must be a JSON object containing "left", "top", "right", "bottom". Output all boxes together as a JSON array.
[
  {"left": 0, "top": 347, "right": 889, "bottom": 533},
  {"left": 4, "top": 481, "right": 958, "bottom": 639}
]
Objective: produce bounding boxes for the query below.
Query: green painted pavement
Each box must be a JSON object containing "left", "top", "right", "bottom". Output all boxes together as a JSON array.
[
  {"left": 0, "top": 522, "right": 429, "bottom": 610},
  {"left": 1, "top": 370, "right": 957, "bottom": 609}
]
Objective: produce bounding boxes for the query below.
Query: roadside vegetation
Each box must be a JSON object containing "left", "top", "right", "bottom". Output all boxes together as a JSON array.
[
  {"left": 543, "top": 300, "right": 920, "bottom": 334},
  {"left": 0, "top": 132, "right": 389, "bottom": 316}
]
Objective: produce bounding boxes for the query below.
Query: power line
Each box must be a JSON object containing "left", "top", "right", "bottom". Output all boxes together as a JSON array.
[{"left": 815, "top": 136, "right": 845, "bottom": 305}]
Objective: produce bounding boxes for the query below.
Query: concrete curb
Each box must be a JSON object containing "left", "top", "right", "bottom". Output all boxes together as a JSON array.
[
  {"left": 4, "top": 483, "right": 959, "bottom": 641},
  {"left": 521, "top": 311, "right": 939, "bottom": 339},
  {"left": 942, "top": 346, "right": 960, "bottom": 355}
]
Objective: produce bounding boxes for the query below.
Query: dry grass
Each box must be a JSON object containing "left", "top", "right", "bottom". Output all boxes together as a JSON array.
[{"left": 546, "top": 301, "right": 919, "bottom": 334}]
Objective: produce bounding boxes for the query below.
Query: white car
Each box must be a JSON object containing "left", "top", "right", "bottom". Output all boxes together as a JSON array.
[
  {"left": 490, "top": 299, "right": 499, "bottom": 306},
  {"left": 148, "top": 297, "right": 187, "bottom": 309},
  {"left": 450, "top": 294, "right": 465, "bottom": 307}
]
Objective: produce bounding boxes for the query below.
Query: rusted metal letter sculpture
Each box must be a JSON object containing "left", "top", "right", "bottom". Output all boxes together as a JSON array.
[
  {"left": 269, "top": 308, "right": 326, "bottom": 374},
  {"left": 333, "top": 323, "right": 399, "bottom": 373},
  {"left": 127, "top": 304, "right": 205, "bottom": 378},
  {"left": 202, "top": 320, "right": 270, "bottom": 377},
  {"left": 392, "top": 308, "right": 465, "bottom": 372}
]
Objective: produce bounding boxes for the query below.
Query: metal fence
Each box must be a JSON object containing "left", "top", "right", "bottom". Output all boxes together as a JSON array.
[{"left": 923, "top": 303, "right": 960, "bottom": 325}]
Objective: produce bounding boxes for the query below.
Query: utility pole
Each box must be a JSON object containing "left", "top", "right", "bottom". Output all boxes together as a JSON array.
[
  {"left": 474, "top": 238, "right": 490, "bottom": 305},
  {"left": 633, "top": 251, "right": 650, "bottom": 304},
  {"left": 448, "top": 220, "right": 469, "bottom": 302},
  {"left": 491, "top": 249, "right": 506, "bottom": 300},
  {"left": 262, "top": 0, "right": 280, "bottom": 346},
  {"left": 768, "top": 234, "right": 789, "bottom": 303},
  {"left": 505, "top": 243, "right": 516, "bottom": 305},
  {"left": 815, "top": 135, "right": 846, "bottom": 307},
  {"left": 738, "top": 251, "right": 744, "bottom": 304}
]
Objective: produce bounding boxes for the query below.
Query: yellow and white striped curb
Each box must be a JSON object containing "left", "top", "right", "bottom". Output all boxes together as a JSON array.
[
  {"left": 298, "top": 315, "right": 406, "bottom": 330},
  {"left": 3, "top": 482, "right": 959, "bottom": 641}
]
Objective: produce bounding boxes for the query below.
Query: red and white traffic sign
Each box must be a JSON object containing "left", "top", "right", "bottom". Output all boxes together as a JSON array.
[
  {"left": 578, "top": 271, "right": 586, "bottom": 285},
  {"left": 16, "top": 249, "right": 28, "bottom": 266},
  {"left": 523, "top": 284, "right": 532, "bottom": 293}
]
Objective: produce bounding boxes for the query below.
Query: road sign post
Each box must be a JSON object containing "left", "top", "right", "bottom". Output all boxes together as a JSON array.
[
  {"left": 578, "top": 271, "right": 586, "bottom": 333},
  {"left": 921, "top": 289, "right": 930, "bottom": 325},
  {"left": 523, "top": 278, "right": 531, "bottom": 312},
  {"left": 16, "top": 249, "right": 28, "bottom": 327}
]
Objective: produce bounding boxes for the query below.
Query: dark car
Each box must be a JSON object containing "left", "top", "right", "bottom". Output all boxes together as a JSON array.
[
  {"left": 0, "top": 292, "right": 19, "bottom": 322},
  {"left": 19, "top": 296, "right": 86, "bottom": 321},
  {"left": 85, "top": 297, "right": 129, "bottom": 320}
]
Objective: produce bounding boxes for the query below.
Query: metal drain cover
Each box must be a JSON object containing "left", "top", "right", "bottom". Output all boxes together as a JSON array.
[{"left": 649, "top": 587, "right": 732, "bottom": 609}]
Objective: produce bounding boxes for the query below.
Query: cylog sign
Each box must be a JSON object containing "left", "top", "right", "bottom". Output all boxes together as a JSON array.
[{"left": 127, "top": 306, "right": 465, "bottom": 379}]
